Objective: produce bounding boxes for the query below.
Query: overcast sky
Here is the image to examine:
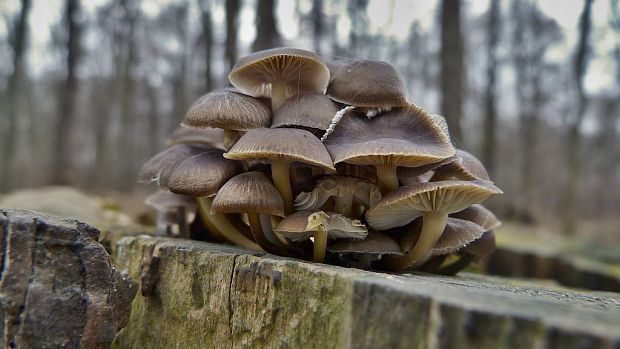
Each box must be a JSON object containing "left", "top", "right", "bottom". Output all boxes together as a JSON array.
[{"left": 1, "top": 0, "right": 618, "bottom": 93}]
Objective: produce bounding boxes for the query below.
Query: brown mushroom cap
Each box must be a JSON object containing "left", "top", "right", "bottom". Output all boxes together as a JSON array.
[
  {"left": 397, "top": 155, "right": 458, "bottom": 185},
  {"left": 167, "top": 150, "right": 244, "bottom": 197},
  {"left": 366, "top": 180, "right": 503, "bottom": 230},
  {"left": 145, "top": 190, "right": 197, "bottom": 211},
  {"left": 167, "top": 127, "right": 226, "bottom": 149},
  {"left": 432, "top": 218, "right": 485, "bottom": 256},
  {"left": 271, "top": 93, "right": 340, "bottom": 132},
  {"left": 324, "top": 104, "right": 455, "bottom": 168},
  {"left": 463, "top": 230, "right": 496, "bottom": 257},
  {"left": 274, "top": 210, "right": 367, "bottom": 241},
  {"left": 433, "top": 149, "right": 491, "bottom": 181},
  {"left": 228, "top": 48, "right": 329, "bottom": 102},
  {"left": 451, "top": 204, "right": 501, "bottom": 231},
  {"left": 326, "top": 59, "right": 407, "bottom": 108},
  {"left": 328, "top": 232, "right": 402, "bottom": 255},
  {"left": 224, "top": 128, "right": 335, "bottom": 171},
  {"left": 211, "top": 171, "right": 285, "bottom": 217},
  {"left": 182, "top": 90, "right": 271, "bottom": 131},
  {"left": 138, "top": 144, "right": 208, "bottom": 186}
]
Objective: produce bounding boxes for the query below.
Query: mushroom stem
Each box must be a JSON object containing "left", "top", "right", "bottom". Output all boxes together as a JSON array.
[
  {"left": 197, "top": 196, "right": 263, "bottom": 251},
  {"left": 196, "top": 198, "right": 225, "bottom": 241},
  {"left": 376, "top": 164, "right": 399, "bottom": 193},
  {"left": 383, "top": 212, "right": 448, "bottom": 271},
  {"left": 436, "top": 254, "right": 475, "bottom": 276},
  {"left": 223, "top": 129, "right": 239, "bottom": 149},
  {"left": 247, "top": 212, "right": 292, "bottom": 256},
  {"left": 271, "top": 159, "right": 293, "bottom": 215},
  {"left": 271, "top": 81, "right": 287, "bottom": 111},
  {"left": 313, "top": 225, "right": 328, "bottom": 263}
]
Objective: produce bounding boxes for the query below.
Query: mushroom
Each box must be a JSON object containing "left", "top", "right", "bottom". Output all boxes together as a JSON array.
[
  {"left": 431, "top": 149, "right": 491, "bottom": 181},
  {"left": 167, "top": 127, "right": 225, "bottom": 150},
  {"left": 228, "top": 47, "right": 330, "bottom": 111},
  {"left": 167, "top": 150, "right": 262, "bottom": 251},
  {"left": 397, "top": 155, "right": 457, "bottom": 186},
  {"left": 138, "top": 144, "right": 208, "bottom": 187},
  {"left": 144, "top": 190, "right": 197, "bottom": 238},
  {"left": 211, "top": 171, "right": 301, "bottom": 256},
  {"left": 328, "top": 231, "right": 402, "bottom": 269},
  {"left": 271, "top": 93, "right": 341, "bottom": 137},
  {"left": 181, "top": 89, "right": 271, "bottom": 149},
  {"left": 224, "top": 128, "right": 335, "bottom": 214},
  {"left": 323, "top": 104, "right": 455, "bottom": 193},
  {"left": 274, "top": 210, "right": 367, "bottom": 262},
  {"left": 366, "top": 180, "right": 502, "bottom": 271},
  {"left": 294, "top": 175, "right": 381, "bottom": 218}
]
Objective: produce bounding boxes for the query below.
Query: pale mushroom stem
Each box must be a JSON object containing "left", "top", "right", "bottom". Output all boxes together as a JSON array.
[
  {"left": 196, "top": 197, "right": 263, "bottom": 251},
  {"left": 223, "top": 129, "right": 239, "bottom": 149},
  {"left": 385, "top": 212, "right": 448, "bottom": 271},
  {"left": 271, "top": 81, "right": 287, "bottom": 111},
  {"left": 375, "top": 164, "right": 399, "bottom": 193},
  {"left": 247, "top": 212, "right": 292, "bottom": 256},
  {"left": 271, "top": 159, "right": 293, "bottom": 215},
  {"left": 313, "top": 225, "right": 328, "bottom": 263}
]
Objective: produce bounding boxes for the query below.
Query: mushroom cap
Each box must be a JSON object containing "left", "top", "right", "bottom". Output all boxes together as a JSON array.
[
  {"left": 274, "top": 210, "right": 367, "bottom": 241},
  {"left": 229, "top": 47, "right": 330, "bottom": 99},
  {"left": 328, "top": 232, "right": 402, "bottom": 255},
  {"left": 463, "top": 230, "right": 496, "bottom": 257},
  {"left": 366, "top": 180, "right": 503, "bottom": 230},
  {"left": 182, "top": 90, "right": 271, "bottom": 131},
  {"left": 211, "top": 171, "right": 285, "bottom": 217},
  {"left": 138, "top": 144, "right": 208, "bottom": 187},
  {"left": 324, "top": 104, "right": 455, "bottom": 168},
  {"left": 167, "top": 127, "right": 226, "bottom": 149},
  {"left": 397, "top": 155, "right": 458, "bottom": 185},
  {"left": 434, "top": 149, "right": 490, "bottom": 181},
  {"left": 294, "top": 175, "right": 381, "bottom": 211},
  {"left": 224, "top": 128, "right": 335, "bottom": 172},
  {"left": 271, "top": 93, "right": 340, "bottom": 132},
  {"left": 326, "top": 59, "right": 407, "bottom": 108},
  {"left": 432, "top": 218, "right": 485, "bottom": 256},
  {"left": 451, "top": 204, "right": 501, "bottom": 231},
  {"left": 168, "top": 150, "right": 244, "bottom": 197},
  {"left": 145, "top": 190, "right": 197, "bottom": 211}
]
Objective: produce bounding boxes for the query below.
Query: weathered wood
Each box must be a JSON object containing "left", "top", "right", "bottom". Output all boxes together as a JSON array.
[
  {"left": 0, "top": 209, "right": 137, "bottom": 349},
  {"left": 113, "top": 236, "right": 620, "bottom": 349}
]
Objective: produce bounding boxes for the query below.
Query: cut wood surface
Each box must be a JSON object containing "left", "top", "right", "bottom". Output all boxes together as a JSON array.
[{"left": 113, "top": 235, "right": 620, "bottom": 349}]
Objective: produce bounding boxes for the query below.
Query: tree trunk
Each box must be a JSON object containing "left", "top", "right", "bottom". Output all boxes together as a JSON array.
[
  {"left": 225, "top": 0, "right": 240, "bottom": 71},
  {"left": 482, "top": 0, "right": 500, "bottom": 177},
  {"left": 563, "top": 0, "right": 593, "bottom": 236},
  {"left": 200, "top": 0, "right": 214, "bottom": 91},
  {"left": 347, "top": 0, "right": 368, "bottom": 57},
  {"left": 252, "top": 0, "right": 281, "bottom": 52},
  {"left": 52, "top": 0, "right": 81, "bottom": 185},
  {"left": 1, "top": 0, "right": 31, "bottom": 191},
  {"left": 311, "top": 0, "right": 324, "bottom": 54},
  {"left": 439, "top": 0, "right": 464, "bottom": 144}
]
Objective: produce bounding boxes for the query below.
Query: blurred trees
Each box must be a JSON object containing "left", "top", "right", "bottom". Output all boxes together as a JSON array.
[{"left": 0, "top": 0, "right": 618, "bottom": 236}]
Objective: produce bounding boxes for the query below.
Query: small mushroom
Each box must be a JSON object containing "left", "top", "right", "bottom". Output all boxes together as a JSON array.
[
  {"left": 431, "top": 149, "right": 491, "bottom": 181},
  {"left": 138, "top": 144, "right": 208, "bottom": 187},
  {"left": 229, "top": 47, "right": 330, "bottom": 111},
  {"left": 401, "top": 217, "right": 485, "bottom": 257},
  {"left": 324, "top": 104, "right": 455, "bottom": 193},
  {"left": 145, "top": 190, "right": 197, "bottom": 238},
  {"left": 294, "top": 175, "right": 381, "bottom": 218},
  {"left": 271, "top": 93, "right": 340, "bottom": 136},
  {"left": 167, "top": 127, "right": 226, "bottom": 150},
  {"left": 167, "top": 151, "right": 262, "bottom": 251},
  {"left": 451, "top": 204, "right": 501, "bottom": 231},
  {"left": 328, "top": 232, "right": 402, "bottom": 269},
  {"left": 212, "top": 171, "right": 300, "bottom": 256},
  {"left": 182, "top": 90, "right": 271, "bottom": 149},
  {"left": 225, "top": 128, "right": 335, "bottom": 214},
  {"left": 366, "top": 180, "right": 502, "bottom": 271},
  {"left": 275, "top": 210, "right": 367, "bottom": 262}
]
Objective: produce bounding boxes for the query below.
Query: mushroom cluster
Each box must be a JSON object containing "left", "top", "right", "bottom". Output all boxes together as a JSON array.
[{"left": 138, "top": 47, "right": 503, "bottom": 274}]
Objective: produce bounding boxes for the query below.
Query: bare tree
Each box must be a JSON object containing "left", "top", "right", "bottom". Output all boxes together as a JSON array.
[
  {"left": 1, "top": 0, "right": 31, "bottom": 191},
  {"left": 347, "top": 0, "right": 368, "bottom": 57},
  {"left": 563, "top": 0, "right": 594, "bottom": 235},
  {"left": 482, "top": 0, "right": 500, "bottom": 177},
  {"left": 225, "top": 0, "right": 240, "bottom": 71},
  {"left": 52, "top": 0, "right": 81, "bottom": 185},
  {"left": 311, "top": 0, "right": 324, "bottom": 54},
  {"left": 199, "top": 0, "right": 214, "bottom": 91},
  {"left": 440, "top": 0, "right": 464, "bottom": 144},
  {"left": 253, "top": 0, "right": 281, "bottom": 52}
]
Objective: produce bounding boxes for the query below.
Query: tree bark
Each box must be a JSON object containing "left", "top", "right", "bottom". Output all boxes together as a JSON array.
[
  {"left": 482, "top": 0, "right": 500, "bottom": 177},
  {"left": 52, "top": 0, "right": 81, "bottom": 185},
  {"left": 225, "top": 0, "right": 240, "bottom": 71},
  {"left": 252, "top": 0, "right": 281, "bottom": 52},
  {"left": 1, "top": 0, "right": 31, "bottom": 191},
  {"left": 440, "top": 0, "right": 464, "bottom": 144},
  {"left": 563, "top": 0, "right": 593, "bottom": 236}
]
